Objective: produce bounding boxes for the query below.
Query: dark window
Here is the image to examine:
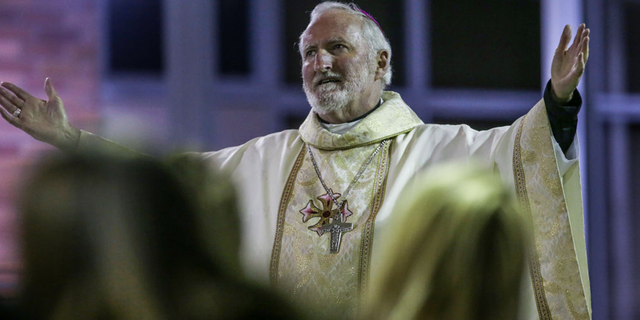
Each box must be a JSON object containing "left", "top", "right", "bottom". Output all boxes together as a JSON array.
[
  {"left": 108, "top": 0, "right": 164, "bottom": 74},
  {"left": 430, "top": 0, "right": 540, "bottom": 90},
  {"left": 630, "top": 123, "right": 639, "bottom": 208},
  {"left": 627, "top": 124, "right": 640, "bottom": 278},
  {"left": 283, "top": 0, "right": 405, "bottom": 87},
  {"left": 283, "top": 0, "right": 316, "bottom": 85},
  {"left": 217, "top": 0, "right": 250, "bottom": 75},
  {"left": 624, "top": 2, "right": 640, "bottom": 93},
  {"left": 284, "top": 113, "right": 307, "bottom": 130},
  {"left": 628, "top": 124, "right": 640, "bottom": 245}
]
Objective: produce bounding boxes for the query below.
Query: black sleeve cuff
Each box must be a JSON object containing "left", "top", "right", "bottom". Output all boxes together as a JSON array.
[{"left": 543, "top": 80, "right": 582, "bottom": 154}]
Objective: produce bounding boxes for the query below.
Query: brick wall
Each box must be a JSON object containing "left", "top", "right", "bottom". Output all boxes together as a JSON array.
[{"left": 0, "top": 0, "right": 101, "bottom": 296}]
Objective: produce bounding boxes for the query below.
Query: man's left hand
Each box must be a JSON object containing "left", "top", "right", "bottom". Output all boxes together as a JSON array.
[{"left": 551, "top": 24, "right": 590, "bottom": 103}]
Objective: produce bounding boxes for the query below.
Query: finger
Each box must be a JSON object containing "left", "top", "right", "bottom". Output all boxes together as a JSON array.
[
  {"left": 567, "top": 24, "right": 584, "bottom": 54},
  {"left": 578, "top": 28, "right": 589, "bottom": 49},
  {"left": 556, "top": 24, "right": 572, "bottom": 54},
  {"left": 0, "top": 107, "right": 22, "bottom": 128},
  {"left": 0, "top": 93, "right": 17, "bottom": 113},
  {"left": 45, "top": 77, "right": 58, "bottom": 100},
  {"left": 0, "top": 87, "right": 23, "bottom": 111},
  {"left": 0, "top": 82, "right": 35, "bottom": 101},
  {"left": 575, "top": 52, "right": 586, "bottom": 77},
  {"left": 582, "top": 35, "right": 590, "bottom": 64}
]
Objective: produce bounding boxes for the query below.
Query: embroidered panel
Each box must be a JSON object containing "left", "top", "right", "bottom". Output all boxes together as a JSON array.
[
  {"left": 358, "top": 140, "right": 391, "bottom": 295},
  {"left": 270, "top": 141, "right": 391, "bottom": 318},
  {"left": 513, "top": 115, "right": 552, "bottom": 320},
  {"left": 516, "top": 103, "right": 590, "bottom": 319},
  {"left": 270, "top": 147, "right": 307, "bottom": 285}
]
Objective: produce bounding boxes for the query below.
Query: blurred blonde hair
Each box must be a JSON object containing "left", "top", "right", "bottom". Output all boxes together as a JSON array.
[{"left": 363, "top": 162, "right": 530, "bottom": 320}]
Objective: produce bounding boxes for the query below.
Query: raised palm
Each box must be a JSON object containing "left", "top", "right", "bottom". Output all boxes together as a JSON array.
[
  {"left": 551, "top": 24, "right": 590, "bottom": 102},
  {"left": 0, "top": 78, "right": 79, "bottom": 151}
]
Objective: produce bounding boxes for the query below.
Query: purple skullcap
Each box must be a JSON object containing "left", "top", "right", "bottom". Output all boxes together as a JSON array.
[{"left": 348, "top": 3, "right": 384, "bottom": 35}]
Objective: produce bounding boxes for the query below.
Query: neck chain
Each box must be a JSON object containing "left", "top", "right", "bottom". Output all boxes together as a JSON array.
[
  {"left": 301, "top": 140, "right": 388, "bottom": 253},
  {"left": 306, "top": 140, "right": 387, "bottom": 211}
]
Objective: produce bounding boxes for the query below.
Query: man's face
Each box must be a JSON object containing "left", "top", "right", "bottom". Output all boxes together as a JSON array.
[{"left": 300, "top": 10, "right": 377, "bottom": 115}]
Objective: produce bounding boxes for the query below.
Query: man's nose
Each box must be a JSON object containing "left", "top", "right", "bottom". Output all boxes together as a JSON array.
[{"left": 314, "top": 51, "right": 332, "bottom": 71}]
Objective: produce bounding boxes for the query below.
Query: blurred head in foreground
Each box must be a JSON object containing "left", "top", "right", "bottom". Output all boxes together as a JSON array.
[
  {"left": 164, "top": 153, "right": 243, "bottom": 279},
  {"left": 18, "top": 153, "right": 295, "bottom": 320},
  {"left": 363, "top": 162, "right": 529, "bottom": 320}
]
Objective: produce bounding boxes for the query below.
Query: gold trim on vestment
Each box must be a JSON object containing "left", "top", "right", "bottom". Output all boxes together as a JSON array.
[
  {"left": 270, "top": 146, "right": 307, "bottom": 285},
  {"left": 514, "top": 102, "right": 590, "bottom": 319},
  {"left": 358, "top": 140, "right": 392, "bottom": 294},
  {"left": 513, "top": 115, "right": 552, "bottom": 320}
]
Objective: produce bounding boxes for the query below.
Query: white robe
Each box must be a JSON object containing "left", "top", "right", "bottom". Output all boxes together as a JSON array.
[{"left": 78, "top": 91, "right": 591, "bottom": 319}]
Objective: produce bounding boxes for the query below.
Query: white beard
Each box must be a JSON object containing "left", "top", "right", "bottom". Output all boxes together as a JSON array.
[{"left": 303, "top": 60, "right": 374, "bottom": 115}]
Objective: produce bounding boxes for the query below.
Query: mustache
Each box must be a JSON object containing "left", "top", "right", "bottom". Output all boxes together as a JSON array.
[{"left": 313, "top": 71, "right": 343, "bottom": 86}]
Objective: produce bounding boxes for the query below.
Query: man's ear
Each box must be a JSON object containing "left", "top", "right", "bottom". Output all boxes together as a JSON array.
[{"left": 375, "top": 50, "right": 390, "bottom": 81}]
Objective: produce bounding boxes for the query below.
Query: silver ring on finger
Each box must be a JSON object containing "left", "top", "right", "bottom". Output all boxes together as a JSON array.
[{"left": 12, "top": 108, "right": 21, "bottom": 117}]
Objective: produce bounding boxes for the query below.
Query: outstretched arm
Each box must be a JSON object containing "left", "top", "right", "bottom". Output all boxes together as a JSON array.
[
  {"left": 550, "top": 23, "right": 590, "bottom": 102},
  {"left": 543, "top": 24, "right": 590, "bottom": 154},
  {"left": 0, "top": 78, "right": 80, "bottom": 152}
]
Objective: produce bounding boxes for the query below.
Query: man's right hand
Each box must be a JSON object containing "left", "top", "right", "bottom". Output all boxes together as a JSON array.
[{"left": 0, "top": 78, "right": 80, "bottom": 152}]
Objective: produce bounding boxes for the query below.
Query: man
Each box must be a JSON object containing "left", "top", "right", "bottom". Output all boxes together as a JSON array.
[{"left": 0, "top": 2, "right": 590, "bottom": 319}]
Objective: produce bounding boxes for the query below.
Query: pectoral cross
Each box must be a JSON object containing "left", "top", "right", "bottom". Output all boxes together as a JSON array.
[
  {"left": 299, "top": 190, "right": 354, "bottom": 253},
  {"left": 321, "top": 219, "right": 353, "bottom": 253}
]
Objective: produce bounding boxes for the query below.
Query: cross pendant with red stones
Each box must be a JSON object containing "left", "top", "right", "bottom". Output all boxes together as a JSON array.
[{"left": 299, "top": 190, "right": 354, "bottom": 253}]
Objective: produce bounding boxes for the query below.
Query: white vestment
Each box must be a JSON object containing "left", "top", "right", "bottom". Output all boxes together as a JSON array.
[{"left": 78, "top": 91, "right": 591, "bottom": 319}]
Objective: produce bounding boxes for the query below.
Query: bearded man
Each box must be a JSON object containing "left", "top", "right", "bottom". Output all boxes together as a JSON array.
[{"left": 0, "top": 2, "right": 591, "bottom": 319}]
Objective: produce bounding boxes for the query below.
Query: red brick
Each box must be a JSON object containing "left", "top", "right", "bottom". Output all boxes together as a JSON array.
[{"left": 0, "top": 1, "right": 101, "bottom": 292}]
